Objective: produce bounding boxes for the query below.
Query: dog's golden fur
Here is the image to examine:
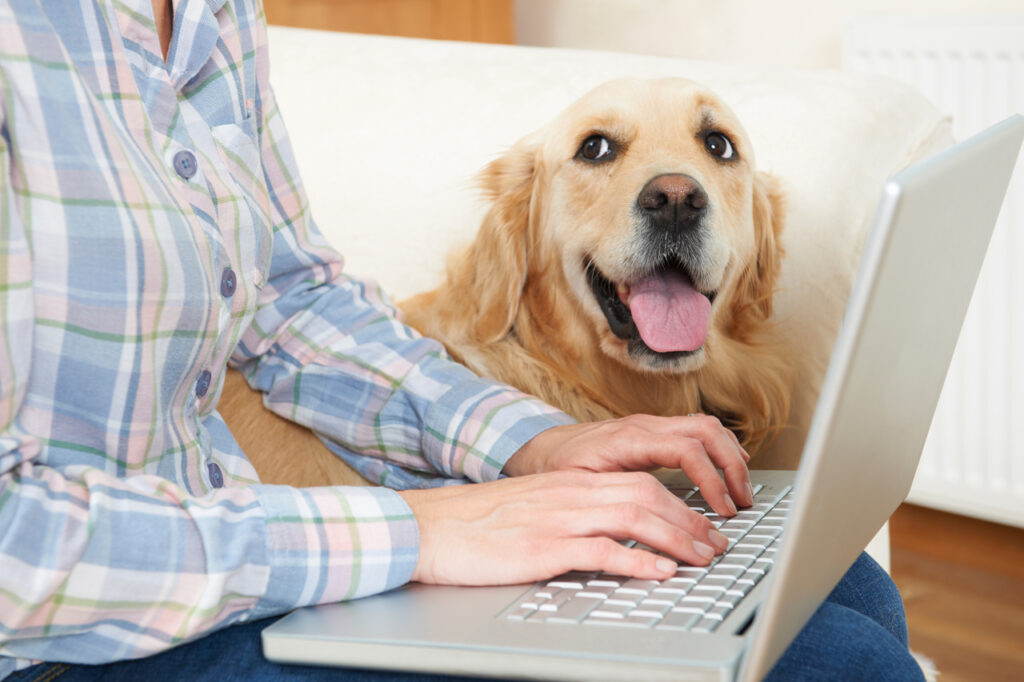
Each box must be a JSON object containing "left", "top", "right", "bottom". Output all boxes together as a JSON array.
[
  {"left": 227, "top": 78, "right": 793, "bottom": 487},
  {"left": 403, "top": 78, "right": 790, "bottom": 451}
]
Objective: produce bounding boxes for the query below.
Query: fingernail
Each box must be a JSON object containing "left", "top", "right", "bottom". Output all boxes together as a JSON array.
[
  {"left": 656, "top": 558, "right": 677, "bottom": 574},
  {"left": 745, "top": 482, "right": 754, "bottom": 506},
  {"left": 708, "top": 529, "right": 729, "bottom": 550},
  {"left": 724, "top": 494, "right": 738, "bottom": 516},
  {"left": 693, "top": 541, "right": 715, "bottom": 559}
]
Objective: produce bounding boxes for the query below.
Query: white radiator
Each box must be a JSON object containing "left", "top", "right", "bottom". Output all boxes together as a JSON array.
[{"left": 843, "top": 18, "right": 1024, "bottom": 528}]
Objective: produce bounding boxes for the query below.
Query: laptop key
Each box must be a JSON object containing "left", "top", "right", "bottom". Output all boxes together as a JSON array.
[
  {"left": 657, "top": 610, "right": 700, "bottom": 631},
  {"left": 634, "top": 599, "right": 673, "bottom": 615},
  {"left": 692, "top": 617, "right": 720, "bottom": 633},
  {"left": 678, "top": 595, "right": 715, "bottom": 610},
  {"left": 667, "top": 486, "right": 697, "bottom": 499},
  {"left": 717, "top": 553, "right": 757, "bottom": 570},
  {"left": 506, "top": 606, "right": 535, "bottom": 621},
  {"left": 621, "top": 615, "right": 660, "bottom": 628},
  {"left": 747, "top": 527, "right": 782, "bottom": 541},
  {"left": 674, "top": 566, "right": 709, "bottom": 580},
  {"left": 705, "top": 604, "right": 732, "bottom": 621},
  {"left": 722, "top": 516, "right": 756, "bottom": 527},
  {"left": 690, "top": 586, "right": 726, "bottom": 601},
  {"left": 704, "top": 514, "right": 728, "bottom": 527},
  {"left": 545, "top": 581, "right": 586, "bottom": 591},
  {"left": 707, "top": 564, "right": 745, "bottom": 579},
  {"left": 651, "top": 585, "right": 690, "bottom": 596},
  {"left": 740, "top": 569, "right": 765, "bottom": 586},
  {"left": 606, "top": 593, "right": 642, "bottom": 607},
  {"left": 716, "top": 592, "right": 744, "bottom": 608},
  {"left": 538, "top": 591, "right": 573, "bottom": 611},
  {"left": 545, "top": 596, "right": 603, "bottom": 623},
  {"left": 699, "top": 575, "right": 735, "bottom": 589},
  {"left": 590, "top": 602, "right": 632, "bottom": 618},
  {"left": 732, "top": 542, "right": 766, "bottom": 555},
  {"left": 617, "top": 579, "right": 661, "bottom": 594},
  {"left": 753, "top": 485, "right": 791, "bottom": 504},
  {"left": 549, "top": 570, "right": 598, "bottom": 585},
  {"left": 737, "top": 534, "right": 772, "bottom": 549},
  {"left": 584, "top": 614, "right": 659, "bottom": 628},
  {"left": 587, "top": 576, "right": 626, "bottom": 588},
  {"left": 576, "top": 585, "right": 615, "bottom": 599},
  {"left": 671, "top": 604, "right": 709, "bottom": 616},
  {"left": 640, "top": 592, "right": 680, "bottom": 606}
]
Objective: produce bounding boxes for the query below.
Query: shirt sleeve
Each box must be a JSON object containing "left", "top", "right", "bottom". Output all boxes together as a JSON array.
[
  {"left": 228, "top": 54, "right": 574, "bottom": 489},
  {"left": 0, "top": 466, "right": 418, "bottom": 664},
  {"left": 0, "top": 114, "right": 420, "bottom": 671}
]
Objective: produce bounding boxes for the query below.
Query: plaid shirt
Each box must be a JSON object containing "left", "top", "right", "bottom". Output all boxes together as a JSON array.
[{"left": 0, "top": 0, "right": 571, "bottom": 674}]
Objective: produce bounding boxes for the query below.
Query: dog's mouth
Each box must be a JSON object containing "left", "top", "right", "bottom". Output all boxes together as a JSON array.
[{"left": 585, "top": 257, "right": 716, "bottom": 358}]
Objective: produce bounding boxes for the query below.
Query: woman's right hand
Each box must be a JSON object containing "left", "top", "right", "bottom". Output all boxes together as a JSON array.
[{"left": 398, "top": 470, "right": 731, "bottom": 586}]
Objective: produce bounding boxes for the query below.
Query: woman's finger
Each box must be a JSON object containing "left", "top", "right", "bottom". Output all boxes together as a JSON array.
[
  {"left": 552, "top": 501, "right": 719, "bottom": 567},
  {"left": 576, "top": 472, "right": 728, "bottom": 551}
]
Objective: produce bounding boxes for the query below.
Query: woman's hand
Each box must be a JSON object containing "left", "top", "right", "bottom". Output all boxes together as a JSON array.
[{"left": 398, "top": 469, "right": 730, "bottom": 586}]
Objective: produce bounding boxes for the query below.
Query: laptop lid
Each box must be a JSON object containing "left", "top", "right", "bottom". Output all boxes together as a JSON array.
[{"left": 740, "top": 114, "right": 1024, "bottom": 680}]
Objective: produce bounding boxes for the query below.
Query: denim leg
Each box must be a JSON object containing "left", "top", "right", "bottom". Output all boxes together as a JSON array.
[
  {"left": 763, "top": 601, "right": 924, "bottom": 681},
  {"left": 764, "top": 552, "right": 922, "bottom": 681},
  {"left": 824, "top": 552, "right": 911, "bottom": 647}
]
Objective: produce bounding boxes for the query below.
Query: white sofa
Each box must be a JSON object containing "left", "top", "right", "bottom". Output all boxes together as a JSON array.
[{"left": 266, "top": 26, "right": 953, "bottom": 565}]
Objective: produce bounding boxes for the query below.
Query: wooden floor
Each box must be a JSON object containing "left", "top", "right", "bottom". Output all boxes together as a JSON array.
[{"left": 889, "top": 504, "right": 1024, "bottom": 681}]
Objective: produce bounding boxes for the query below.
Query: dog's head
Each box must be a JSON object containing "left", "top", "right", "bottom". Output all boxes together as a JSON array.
[{"left": 472, "top": 77, "right": 784, "bottom": 375}]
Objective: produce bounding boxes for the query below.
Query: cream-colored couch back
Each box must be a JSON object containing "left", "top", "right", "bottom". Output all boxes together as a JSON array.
[{"left": 267, "top": 27, "right": 952, "bottom": 467}]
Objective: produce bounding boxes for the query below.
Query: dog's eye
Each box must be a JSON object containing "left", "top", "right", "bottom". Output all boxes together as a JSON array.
[
  {"left": 704, "top": 132, "right": 735, "bottom": 160},
  {"left": 578, "top": 134, "right": 615, "bottom": 162}
]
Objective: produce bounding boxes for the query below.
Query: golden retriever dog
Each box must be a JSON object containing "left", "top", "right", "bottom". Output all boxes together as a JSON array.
[{"left": 225, "top": 77, "right": 792, "bottom": 488}]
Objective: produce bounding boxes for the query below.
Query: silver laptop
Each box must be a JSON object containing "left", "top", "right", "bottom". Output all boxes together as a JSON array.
[{"left": 262, "top": 116, "right": 1024, "bottom": 682}]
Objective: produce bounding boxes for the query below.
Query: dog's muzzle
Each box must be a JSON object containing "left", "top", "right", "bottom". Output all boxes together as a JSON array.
[{"left": 585, "top": 173, "right": 717, "bottom": 363}]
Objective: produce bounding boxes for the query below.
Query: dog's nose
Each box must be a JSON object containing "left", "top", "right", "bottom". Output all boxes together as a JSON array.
[{"left": 637, "top": 174, "right": 708, "bottom": 230}]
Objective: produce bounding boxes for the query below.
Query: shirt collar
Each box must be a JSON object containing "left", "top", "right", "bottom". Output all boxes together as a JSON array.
[
  {"left": 117, "top": 0, "right": 223, "bottom": 89},
  {"left": 164, "top": 0, "right": 222, "bottom": 89}
]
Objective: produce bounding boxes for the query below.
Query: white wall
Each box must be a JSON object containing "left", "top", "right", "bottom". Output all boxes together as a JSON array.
[{"left": 515, "top": 0, "right": 1024, "bottom": 69}]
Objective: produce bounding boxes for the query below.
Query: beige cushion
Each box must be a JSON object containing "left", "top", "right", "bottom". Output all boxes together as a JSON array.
[{"left": 266, "top": 26, "right": 952, "bottom": 467}]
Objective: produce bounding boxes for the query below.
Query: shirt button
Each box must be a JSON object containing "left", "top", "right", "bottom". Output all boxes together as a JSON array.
[
  {"left": 220, "top": 268, "right": 237, "bottom": 297},
  {"left": 173, "top": 150, "right": 198, "bottom": 179},
  {"left": 195, "top": 369, "right": 212, "bottom": 398},
  {"left": 207, "top": 462, "right": 224, "bottom": 488}
]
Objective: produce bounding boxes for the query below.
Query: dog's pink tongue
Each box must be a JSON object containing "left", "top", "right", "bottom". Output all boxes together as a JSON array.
[{"left": 628, "top": 270, "right": 711, "bottom": 352}]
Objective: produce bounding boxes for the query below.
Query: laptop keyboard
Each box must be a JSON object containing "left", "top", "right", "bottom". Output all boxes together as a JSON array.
[{"left": 504, "top": 483, "right": 793, "bottom": 633}]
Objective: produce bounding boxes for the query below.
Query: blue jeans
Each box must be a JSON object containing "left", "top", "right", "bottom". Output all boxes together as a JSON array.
[{"left": 10, "top": 553, "right": 923, "bottom": 681}]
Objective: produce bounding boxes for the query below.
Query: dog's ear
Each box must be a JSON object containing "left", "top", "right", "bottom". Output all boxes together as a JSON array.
[
  {"left": 455, "top": 136, "right": 542, "bottom": 342},
  {"left": 728, "top": 172, "right": 785, "bottom": 335}
]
